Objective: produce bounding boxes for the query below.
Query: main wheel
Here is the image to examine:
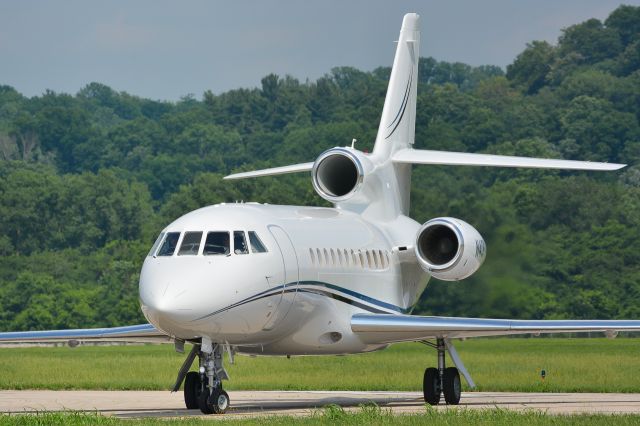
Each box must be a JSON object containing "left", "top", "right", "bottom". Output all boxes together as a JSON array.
[
  {"left": 184, "top": 371, "right": 200, "bottom": 409},
  {"left": 423, "top": 367, "right": 441, "bottom": 405},
  {"left": 442, "top": 367, "right": 461, "bottom": 405}
]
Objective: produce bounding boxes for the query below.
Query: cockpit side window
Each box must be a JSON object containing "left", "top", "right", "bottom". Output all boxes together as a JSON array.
[
  {"left": 148, "top": 232, "right": 165, "bottom": 257},
  {"left": 178, "top": 231, "right": 203, "bottom": 256},
  {"left": 233, "top": 231, "right": 249, "bottom": 255},
  {"left": 203, "top": 231, "right": 230, "bottom": 256},
  {"left": 248, "top": 231, "right": 267, "bottom": 253},
  {"left": 157, "top": 232, "right": 180, "bottom": 256}
]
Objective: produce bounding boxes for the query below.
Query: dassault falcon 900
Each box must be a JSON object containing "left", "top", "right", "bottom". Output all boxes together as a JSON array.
[{"left": 2, "top": 13, "right": 639, "bottom": 415}]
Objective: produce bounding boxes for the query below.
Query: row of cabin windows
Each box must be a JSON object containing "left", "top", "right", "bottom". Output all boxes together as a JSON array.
[
  {"left": 148, "top": 230, "right": 268, "bottom": 257},
  {"left": 309, "top": 248, "right": 390, "bottom": 270}
]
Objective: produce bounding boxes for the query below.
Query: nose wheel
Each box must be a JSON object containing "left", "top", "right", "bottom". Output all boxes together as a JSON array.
[
  {"left": 198, "top": 387, "right": 230, "bottom": 414},
  {"left": 184, "top": 371, "right": 200, "bottom": 409},
  {"left": 173, "top": 339, "right": 231, "bottom": 414}
]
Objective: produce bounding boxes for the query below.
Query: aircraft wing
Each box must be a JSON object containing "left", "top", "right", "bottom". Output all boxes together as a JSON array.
[
  {"left": 351, "top": 314, "right": 640, "bottom": 343},
  {"left": 0, "top": 323, "right": 171, "bottom": 345}
]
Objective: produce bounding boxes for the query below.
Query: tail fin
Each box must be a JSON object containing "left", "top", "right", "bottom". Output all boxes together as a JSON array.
[
  {"left": 371, "top": 13, "right": 420, "bottom": 215},
  {"left": 372, "top": 13, "right": 420, "bottom": 159}
]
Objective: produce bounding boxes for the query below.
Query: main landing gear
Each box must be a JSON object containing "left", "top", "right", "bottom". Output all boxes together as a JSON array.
[
  {"left": 421, "top": 338, "right": 475, "bottom": 405},
  {"left": 173, "top": 338, "right": 231, "bottom": 414}
]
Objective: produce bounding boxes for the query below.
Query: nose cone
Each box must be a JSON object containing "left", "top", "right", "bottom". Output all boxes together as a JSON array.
[
  {"left": 141, "top": 289, "right": 194, "bottom": 332},
  {"left": 139, "top": 261, "right": 195, "bottom": 333}
]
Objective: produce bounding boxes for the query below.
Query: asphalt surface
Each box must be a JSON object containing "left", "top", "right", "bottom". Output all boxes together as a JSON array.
[{"left": 2, "top": 390, "right": 640, "bottom": 418}]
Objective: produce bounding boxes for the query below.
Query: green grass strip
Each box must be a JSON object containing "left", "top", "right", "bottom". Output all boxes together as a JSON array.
[
  {"left": 3, "top": 406, "right": 640, "bottom": 426},
  {"left": 1, "top": 338, "right": 639, "bottom": 392}
]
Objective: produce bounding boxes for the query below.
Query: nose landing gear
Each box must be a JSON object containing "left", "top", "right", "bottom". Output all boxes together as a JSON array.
[
  {"left": 173, "top": 338, "right": 231, "bottom": 414},
  {"left": 421, "top": 338, "right": 474, "bottom": 405}
]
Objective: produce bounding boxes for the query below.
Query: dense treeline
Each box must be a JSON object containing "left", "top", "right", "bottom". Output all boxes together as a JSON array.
[{"left": 1, "top": 6, "right": 639, "bottom": 330}]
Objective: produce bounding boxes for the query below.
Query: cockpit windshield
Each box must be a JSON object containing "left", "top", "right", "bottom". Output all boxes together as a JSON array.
[
  {"left": 203, "top": 231, "right": 230, "bottom": 255},
  {"left": 234, "top": 231, "right": 249, "bottom": 254},
  {"left": 150, "top": 230, "right": 266, "bottom": 257},
  {"left": 148, "top": 232, "right": 165, "bottom": 257},
  {"left": 178, "top": 231, "right": 203, "bottom": 255},
  {"left": 157, "top": 232, "right": 180, "bottom": 256}
]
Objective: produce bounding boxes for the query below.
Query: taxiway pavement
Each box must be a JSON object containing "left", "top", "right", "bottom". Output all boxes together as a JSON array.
[{"left": 2, "top": 390, "right": 640, "bottom": 418}]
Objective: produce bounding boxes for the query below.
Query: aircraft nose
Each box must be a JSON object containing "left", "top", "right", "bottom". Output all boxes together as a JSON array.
[{"left": 139, "top": 277, "right": 194, "bottom": 331}]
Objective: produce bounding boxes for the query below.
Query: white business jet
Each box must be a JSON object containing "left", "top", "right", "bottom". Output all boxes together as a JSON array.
[{"left": 2, "top": 13, "right": 639, "bottom": 415}]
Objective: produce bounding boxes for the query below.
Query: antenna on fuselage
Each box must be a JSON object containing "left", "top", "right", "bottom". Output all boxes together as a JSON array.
[{"left": 351, "top": 138, "right": 357, "bottom": 149}]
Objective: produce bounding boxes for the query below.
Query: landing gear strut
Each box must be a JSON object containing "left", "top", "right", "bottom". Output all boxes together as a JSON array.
[
  {"left": 173, "top": 338, "right": 231, "bottom": 414},
  {"left": 196, "top": 342, "right": 230, "bottom": 414},
  {"left": 421, "top": 338, "right": 473, "bottom": 405}
]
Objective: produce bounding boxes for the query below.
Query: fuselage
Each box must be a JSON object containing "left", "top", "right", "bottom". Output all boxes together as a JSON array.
[{"left": 139, "top": 203, "right": 429, "bottom": 355}]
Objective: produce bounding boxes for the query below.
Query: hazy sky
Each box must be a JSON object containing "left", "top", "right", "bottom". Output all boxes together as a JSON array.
[{"left": 1, "top": 1, "right": 638, "bottom": 100}]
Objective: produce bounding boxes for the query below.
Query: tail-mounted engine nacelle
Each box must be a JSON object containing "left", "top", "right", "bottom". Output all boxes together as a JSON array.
[
  {"left": 312, "top": 148, "right": 372, "bottom": 203},
  {"left": 415, "top": 217, "right": 486, "bottom": 281}
]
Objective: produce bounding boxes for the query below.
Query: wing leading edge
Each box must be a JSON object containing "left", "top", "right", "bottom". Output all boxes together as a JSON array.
[
  {"left": 0, "top": 323, "right": 170, "bottom": 344},
  {"left": 351, "top": 314, "right": 640, "bottom": 344}
]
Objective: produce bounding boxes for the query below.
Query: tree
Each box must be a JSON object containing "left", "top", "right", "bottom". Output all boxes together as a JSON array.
[
  {"left": 558, "top": 18, "right": 623, "bottom": 64},
  {"left": 604, "top": 5, "right": 640, "bottom": 46},
  {"left": 506, "top": 41, "right": 556, "bottom": 94}
]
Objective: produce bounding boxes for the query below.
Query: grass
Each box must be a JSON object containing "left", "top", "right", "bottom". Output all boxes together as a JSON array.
[
  {"left": 0, "top": 338, "right": 639, "bottom": 392},
  {"left": 3, "top": 406, "right": 640, "bottom": 426}
]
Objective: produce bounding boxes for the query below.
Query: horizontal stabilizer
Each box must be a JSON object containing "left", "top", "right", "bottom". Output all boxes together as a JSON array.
[
  {"left": 392, "top": 148, "right": 625, "bottom": 171},
  {"left": 224, "top": 162, "right": 314, "bottom": 180},
  {"left": 352, "top": 314, "right": 640, "bottom": 343}
]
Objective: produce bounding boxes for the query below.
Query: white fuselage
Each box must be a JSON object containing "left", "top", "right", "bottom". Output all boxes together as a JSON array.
[{"left": 139, "top": 203, "right": 429, "bottom": 355}]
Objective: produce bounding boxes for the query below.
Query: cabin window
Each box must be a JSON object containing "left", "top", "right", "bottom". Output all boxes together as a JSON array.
[
  {"left": 309, "top": 248, "right": 316, "bottom": 265},
  {"left": 372, "top": 250, "right": 380, "bottom": 269},
  {"left": 359, "top": 251, "right": 365, "bottom": 268},
  {"left": 337, "top": 249, "right": 343, "bottom": 266},
  {"left": 316, "top": 248, "right": 323, "bottom": 265},
  {"left": 248, "top": 231, "right": 268, "bottom": 253},
  {"left": 233, "top": 231, "right": 249, "bottom": 254},
  {"left": 157, "top": 232, "right": 180, "bottom": 256},
  {"left": 178, "top": 232, "right": 203, "bottom": 256},
  {"left": 330, "top": 249, "right": 336, "bottom": 265},
  {"left": 148, "top": 232, "right": 165, "bottom": 257},
  {"left": 203, "top": 231, "right": 230, "bottom": 255}
]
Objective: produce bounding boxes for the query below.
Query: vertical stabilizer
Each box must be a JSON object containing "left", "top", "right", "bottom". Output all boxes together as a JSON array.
[
  {"left": 371, "top": 13, "right": 420, "bottom": 215},
  {"left": 372, "top": 13, "right": 420, "bottom": 159}
]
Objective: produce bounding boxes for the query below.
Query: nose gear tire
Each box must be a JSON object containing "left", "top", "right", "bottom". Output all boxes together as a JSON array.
[
  {"left": 184, "top": 371, "right": 200, "bottom": 409},
  {"left": 197, "top": 385, "right": 214, "bottom": 414},
  {"left": 210, "top": 389, "right": 230, "bottom": 414}
]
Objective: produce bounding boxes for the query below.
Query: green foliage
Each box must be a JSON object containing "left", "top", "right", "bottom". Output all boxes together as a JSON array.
[{"left": 0, "top": 6, "right": 639, "bottom": 330}]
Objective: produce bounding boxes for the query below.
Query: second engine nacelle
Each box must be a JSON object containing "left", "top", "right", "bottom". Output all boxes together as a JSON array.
[{"left": 415, "top": 217, "right": 486, "bottom": 281}]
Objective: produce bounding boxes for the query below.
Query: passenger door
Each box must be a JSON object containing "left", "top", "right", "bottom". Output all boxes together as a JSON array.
[{"left": 262, "top": 225, "right": 299, "bottom": 330}]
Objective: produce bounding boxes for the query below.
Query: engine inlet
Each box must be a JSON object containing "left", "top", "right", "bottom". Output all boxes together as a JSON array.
[{"left": 312, "top": 149, "right": 364, "bottom": 202}]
